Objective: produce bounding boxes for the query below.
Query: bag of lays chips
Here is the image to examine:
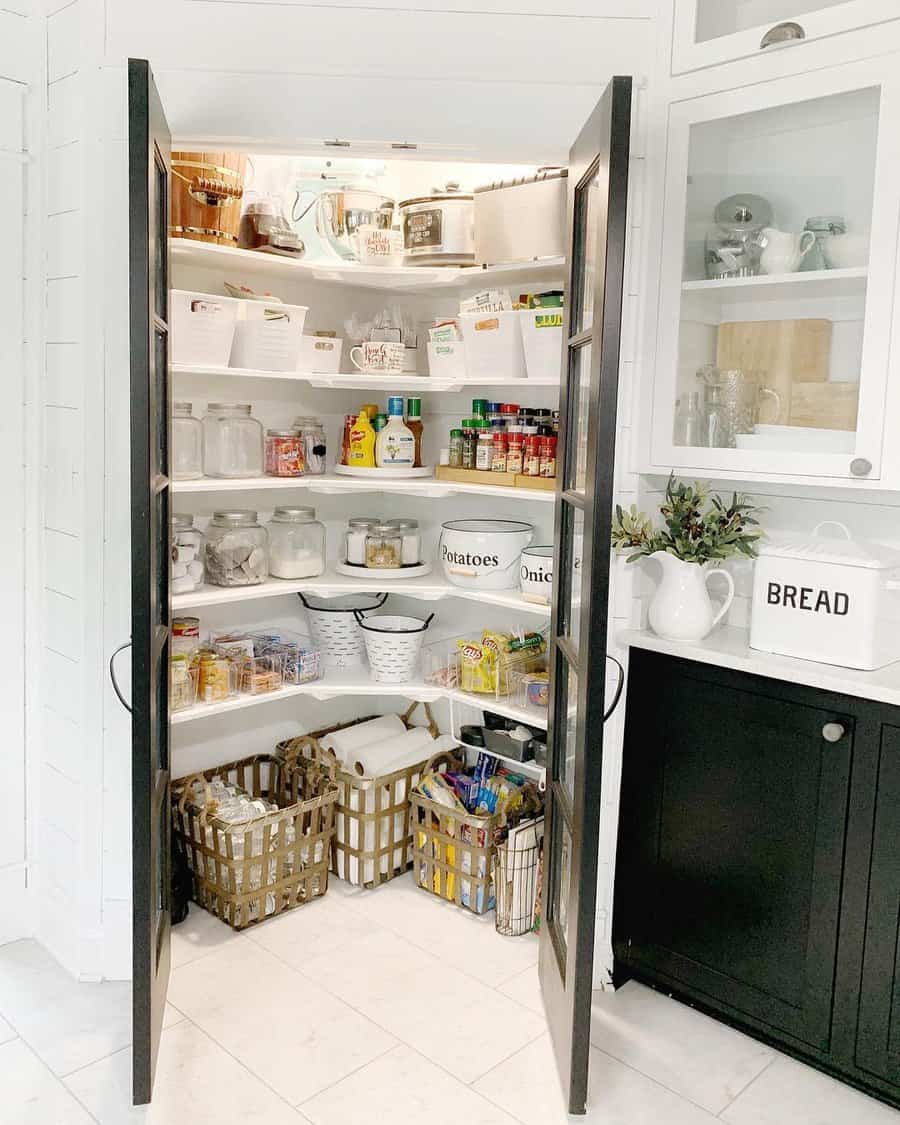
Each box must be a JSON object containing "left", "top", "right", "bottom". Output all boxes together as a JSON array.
[{"left": 457, "top": 637, "right": 496, "bottom": 694}]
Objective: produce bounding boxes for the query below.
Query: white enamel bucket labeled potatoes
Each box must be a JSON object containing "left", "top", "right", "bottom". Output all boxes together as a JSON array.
[{"left": 440, "top": 520, "right": 534, "bottom": 590}]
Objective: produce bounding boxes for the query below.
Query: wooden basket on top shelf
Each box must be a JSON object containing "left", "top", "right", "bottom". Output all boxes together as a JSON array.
[
  {"left": 276, "top": 703, "right": 460, "bottom": 890},
  {"left": 171, "top": 753, "right": 339, "bottom": 931}
]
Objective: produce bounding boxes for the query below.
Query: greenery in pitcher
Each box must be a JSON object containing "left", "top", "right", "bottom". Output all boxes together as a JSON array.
[{"left": 611, "top": 474, "right": 763, "bottom": 564}]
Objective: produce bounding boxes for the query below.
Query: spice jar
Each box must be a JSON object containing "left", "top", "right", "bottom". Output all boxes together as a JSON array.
[
  {"left": 461, "top": 420, "right": 477, "bottom": 470},
  {"left": 540, "top": 433, "right": 558, "bottom": 478},
  {"left": 365, "top": 522, "right": 402, "bottom": 569},
  {"left": 492, "top": 429, "right": 508, "bottom": 473},
  {"left": 202, "top": 403, "right": 264, "bottom": 478},
  {"left": 204, "top": 510, "right": 268, "bottom": 586},
  {"left": 266, "top": 506, "right": 325, "bottom": 580},
  {"left": 507, "top": 425, "right": 524, "bottom": 474},
  {"left": 386, "top": 518, "right": 421, "bottom": 566},
  {"left": 345, "top": 517, "right": 379, "bottom": 566},
  {"left": 523, "top": 432, "right": 542, "bottom": 476},
  {"left": 448, "top": 428, "right": 464, "bottom": 468},
  {"left": 294, "top": 417, "right": 327, "bottom": 475},
  {"left": 476, "top": 426, "right": 494, "bottom": 471},
  {"left": 173, "top": 402, "right": 203, "bottom": 480},
  {"left": 265, "top": 429, "right": 304, "bottom": 477},
  {"left": 171, "top": 514, "right": 204, "bottom": 595}
]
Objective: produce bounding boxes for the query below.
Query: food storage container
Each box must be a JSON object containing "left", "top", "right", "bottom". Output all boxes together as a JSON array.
[
  {"left": 171, "top": 290, "right": 241, "bottom": 367},
  {"left": 440, "top": 520, "right": 534, "bottom": 590},
  {"left": 171, "top": 513, "right": 205, "bottom": 594},
  {"left": 365, "top": 523, "right": 403, "bottom": 569},
  {"left": 399, "top": 187, "right": 475, "bottom": 266},
  {"left": 173, "top": 402, "right": 203, "bottom": 480},
  {"left": 266, "top": 506, "right": 325, "bottom": 580},
  {"left": 461, "top": 311, "right": 527, "bottom": 382},
  {"left": 229, "top": 301, "right": 309, "bottom": 372},
  {"left": 202, "top": 403, "right": 264, "bottom": 478},
  {"left": 265, "top": 429, "right": 305, "bottom": 477},
  {"left": 294, "top": 417, "right": 327, "bottom": 475},
  {"left": 519, "top": 545, "right": 553, "bottom": 604},
  {"left": 386, "top": 518, "right": 421, "bottom": 566},
  {"left": 519, "top": 307, "right": 563, "bottom": 381},
  {"left": 298, "top": 334, "right": 343, "bottom": 374},
  {"left": 474, "top": 168, "right": 567, "bottom": 265},
  {"left": 204, "top": 510, "right": 269, "bottom": 587},
  {"left": 749, "top": 526, "right": 900, "bottom": 670}
]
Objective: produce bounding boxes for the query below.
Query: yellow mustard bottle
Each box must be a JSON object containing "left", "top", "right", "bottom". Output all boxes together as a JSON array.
[{"left": 348, "top": 409, "right": 376, "bottom": 468}]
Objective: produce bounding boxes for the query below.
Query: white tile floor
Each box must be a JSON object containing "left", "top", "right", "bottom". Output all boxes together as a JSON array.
[{"left": 1, "top": 873, "right": 898, "bottom": 1124}]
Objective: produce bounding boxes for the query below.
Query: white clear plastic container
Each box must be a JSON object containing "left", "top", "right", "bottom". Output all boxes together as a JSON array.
[
  {"left": 229, "top": 301, "right": 309, "bottom": 372},
  {"left": 519, "top": 307, "right": 563, "bottom": 381},
  {"left": 298, "top": 335, "right": 343, "bottom": 374},
  {"left": 426, "top": 339, "right": 467, "bottom": 381},
  {"left": 171, "top": 291, "right": 240, "bottom": 367},
  {"left": 460, "top": 311, "right": 527, "bottom": 381},
  {"left": 202, "top": 403, "right": 264, "bottom": 478},
  {"left": 172, "top": 402, "right": 203, "bottom": 480}
]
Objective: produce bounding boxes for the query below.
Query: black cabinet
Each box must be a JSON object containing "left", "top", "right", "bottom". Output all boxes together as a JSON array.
[{"left": 613, "top": 648, "right": 900, "bottom": 1109}]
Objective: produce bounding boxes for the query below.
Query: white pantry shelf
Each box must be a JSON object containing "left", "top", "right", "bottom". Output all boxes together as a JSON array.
[
  {"left": 171, "top": 362, "right": 560, "bottom": 394},
  {"left": 682, "top": 266, "right": 867, "bottom": 303},
  {"left": 172, "top": 570, "right": 551, "bottom": 617},
  {"left": 172, "top": 669, "right": 547, "bottom": 731},
  {"left": 172, "top": 472, "right": 555, "bottom": 504},
  {"left": 170, "top": 239, "right": 566, "bottom": 295}
]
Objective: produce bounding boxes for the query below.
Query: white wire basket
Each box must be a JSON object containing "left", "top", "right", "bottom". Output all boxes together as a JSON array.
[
  {"left": 353, "top": 611, "right": 435, "bottom": 684},
  {"left": 298, "top": 592, "right": 387, "bottom": 668}
]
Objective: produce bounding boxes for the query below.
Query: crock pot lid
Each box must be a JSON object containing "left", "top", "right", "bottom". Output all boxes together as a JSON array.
[
  {"left": 399, "top": 193, "right": 473, "bottom": 207},
  {"left": 759, "top": 534, "right": 900, "bottom": 569}
]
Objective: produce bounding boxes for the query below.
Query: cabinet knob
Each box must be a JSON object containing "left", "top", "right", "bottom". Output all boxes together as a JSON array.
[
  {"left": 850, "top": 458, "right": 873, "bottom": 477},
  {"left": 760, "top": 21, "right": 806, "bottom": 49},
  {"left": 822, "top": 722, "right": 845, "bottom": 743}
]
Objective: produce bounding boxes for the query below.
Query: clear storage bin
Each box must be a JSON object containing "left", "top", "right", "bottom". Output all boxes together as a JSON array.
[
  {"left": 171, "top": 513, "right": 204, "bottom": 594},
  {"left": 266, "top": 506, "right": 326, "bottom": 580},
  {"left": 171, "top": 290, "right": 240, "bottom": 368},
  {"left": 203, "top": 509, "right": 268, "bottom": 587},
  {"left": 202, "top": 403, "right": 264, "bottom": 478},
  {"left": 173, "top": 402, "right": 203, "bottom": 480},
  {"left": 229, "top": 301, "right": 309, "bottom": 372}
]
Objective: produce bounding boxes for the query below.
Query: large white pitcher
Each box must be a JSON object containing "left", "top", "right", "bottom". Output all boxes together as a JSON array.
[
  {"left": 647, "top": 553, "right": 735, "bottom": 642},
  {"left": 758, "top": 227, "right": 816, "bottom": 275}
]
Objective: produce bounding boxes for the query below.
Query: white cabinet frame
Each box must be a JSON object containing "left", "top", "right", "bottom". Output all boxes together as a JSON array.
[
  {"left": 672, "top": 0, "right": 900, "bottom": 76},
  {"left": 649, "top": 58, "right": 900, "bottom": 484}
]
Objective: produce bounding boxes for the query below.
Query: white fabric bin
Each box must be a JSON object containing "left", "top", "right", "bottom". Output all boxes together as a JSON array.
[
  {"left": 749, "top": 528, "right": 900, "bottom": 670},
  {"left": 519, "top": 307, "right": 563, "bottom": 381},
  {"left": 171, "top": 290, "right": 240, "bottom": 367},
  {"left": 426, "top": 339, "right": 467, "bottom": 381},
  {"left": 230, "top": 301, "right": 309, "bottom": 372},
  {"left": 461, "top": 310, "right": 526, "bottom": 381},
  {"left": 298, "top": 335, "right": 343, "bottom": 374}
]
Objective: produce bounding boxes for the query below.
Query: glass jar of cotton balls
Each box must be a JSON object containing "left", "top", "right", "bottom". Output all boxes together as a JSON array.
[{"left": 171, "top": 514, "right": 204, "bottom": 594}]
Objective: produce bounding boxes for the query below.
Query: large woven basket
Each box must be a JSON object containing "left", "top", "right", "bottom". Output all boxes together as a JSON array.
[
  {"left": 277, "top": 704, "right": 458, "bottom": 889},
  {"left": 171, "top": 753, "right": 338, "bottom": 931}
]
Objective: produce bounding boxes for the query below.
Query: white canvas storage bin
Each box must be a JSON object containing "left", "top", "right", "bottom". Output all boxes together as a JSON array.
[
  {"left": 171, "top": 290, "right": 241, "bottom": 367},
  {"left": 230, "top": 301, "right": 309, "bottom": 372},
  {"left": 461, "top": 311, "right": 526, "bottom": 381},
  {"left": 519, "top": 307, "right": 563, "bottom": 381},
  {"left": 426, "top": 339, "right": 466, "bottom": 381},
  {"left": 298, "top": 335, "right": 343, "bottom": 374},
  {"left": 749, "top": 530, "right": 900, "bottom": 670}
]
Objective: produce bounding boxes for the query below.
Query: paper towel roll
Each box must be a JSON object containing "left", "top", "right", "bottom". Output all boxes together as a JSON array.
[
  {"left": 320, "top": 714, "right": 407, "bottom": 759},
  {"left": 350, "top": 726, "right": 435, "bottom": 778}
]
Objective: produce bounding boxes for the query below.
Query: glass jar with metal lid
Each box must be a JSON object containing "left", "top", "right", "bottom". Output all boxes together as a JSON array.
[
  {"left": 266, "top": 506, "right": 325, "bottom": 580},
  {"left": 365, "top": 522, "right": 403, "bottom": 569},
  {"left": 345, "top": 517, "right": 379, "bottom": 567},
  {"left": 265, "top": 428, "right": 304, "bottom": 477},
  {"left": 203, "top": 510, "right": 268, "bottom": 587},
  {"left": 398, "top": 184, "right": 475, "bottom": 266},
  {"left": 293, "top": 416, "right": 327, "bottom": 476},
  {"left": 386, "top": 518, "right": 421, "bottom": 567},
  {"left": 173, "top": 402, "right": 203, "bottom": 480},
  {"left": 171, "top": 513, "right": 204, "bottom": 594},
  {"left": 804, "top": 215, "right": 848, "bottom": 271},
  {"left": 202, "top": 403, "right": 264, "bottom": 478}
]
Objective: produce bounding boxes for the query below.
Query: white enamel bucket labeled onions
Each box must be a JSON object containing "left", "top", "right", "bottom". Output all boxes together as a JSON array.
[{"left": 439, "top": 520, "right": 534, "bottom": 590}]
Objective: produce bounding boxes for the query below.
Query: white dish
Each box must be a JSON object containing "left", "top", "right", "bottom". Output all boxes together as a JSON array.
[
  {"left": 333, "top": 560, "right": 432, "bottom": 579},
  {"left": 333, "top": 464, "right": 434, "bottom": 479},
  {"left": 736, "top": 425, "right": 855, "bottom": 454}
]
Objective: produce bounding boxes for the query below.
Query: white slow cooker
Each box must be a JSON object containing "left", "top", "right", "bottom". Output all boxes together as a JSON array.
[
  {"left": 440, "top": 520, "right": 534, "bottom": 590},
  {"left": 399, "top": 186, "right": 475, "bottom": 266}
]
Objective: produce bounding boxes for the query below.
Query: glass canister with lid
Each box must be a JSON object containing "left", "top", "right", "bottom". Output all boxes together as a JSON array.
[
  {"left": 173, "top": 402, "right": 203, "bottom": 480},
  {"left": 365, "top": 522, "right": 403, "bottom": 569},
  {"left": 265, "top": 428, "right": 304, "bottom": 477},
  {"left": 345, "top": 517, "right": 379, "bottom": 566},
  {"left": 386, "top": 518, "right": 421, "bottom": 566},
  {"left": 266, "top": 506, "right": 326, "bottom": 579},
  {"left": 171, "top": 513, "right": 204, "bottom": 594},
  {"left": 204, "top": 510, "right": 268, "bottom": 586},
  {"left": 202, "top": 403, "right": 264, "bottom": 478},
  {"left": 293, "top": 416, "right": 327, "bottom": 475}
]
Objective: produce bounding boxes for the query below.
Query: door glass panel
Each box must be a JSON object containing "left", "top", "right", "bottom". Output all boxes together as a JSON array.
[
  {"left": 549, "top": 811, "right": 573, "bottom": 959},
  {"left": 572, "top": 162, "right": 600, "bottom": 334},
  {"left": 153, "top": 150, "right": 168, "bottom": 322},
  {"left": 155, "top": 795, "right": 168, "bottom": 958},
  {"left": 155, "top": 649, "right": 168, "bottom": 772},
  {"left": 155, "top": 487, "right": 169, "bottom": 627},
  {"left": 674, "top": 87, "right": 877, "bottom": 457},
  {"left": 695, "top": 0, "right": 848, "bottom": 44},
  {"left": 556, "top": 655, "right": 578, "bottom": 802},
  {"left": 154, "top": 328, "right": 169, "bottom": 477},
  {"left": 560, "top": 503, "right": 585, "bottom": 652},
  {"left": 566, "top": 342, "right": 592, "bottom": 493}
]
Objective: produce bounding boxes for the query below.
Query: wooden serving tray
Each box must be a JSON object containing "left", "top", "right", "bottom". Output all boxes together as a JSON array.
[{"left": 434, "top": 466, "right": 556, "bottom": 492}]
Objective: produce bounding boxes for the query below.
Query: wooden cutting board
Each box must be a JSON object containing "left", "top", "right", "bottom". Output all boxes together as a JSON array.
[
  {"left": 790, "top": 382, "right": 859, "bottom": 430},
  {"left": 716, "top": 319, "right": 832, "bottom": 424}
]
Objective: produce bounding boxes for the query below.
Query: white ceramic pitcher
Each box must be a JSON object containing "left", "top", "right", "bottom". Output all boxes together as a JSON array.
[
  {"left": 758, "top": 228, "right": 816, "bottom": 275},
  {"left": 647, "top": 552, "right": 735, "bottom": 642}
]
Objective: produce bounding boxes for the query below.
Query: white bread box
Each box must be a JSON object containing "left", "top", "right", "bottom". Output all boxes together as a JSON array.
[{"left": 749, "top": 529, "right": 900, "bottom": 670}]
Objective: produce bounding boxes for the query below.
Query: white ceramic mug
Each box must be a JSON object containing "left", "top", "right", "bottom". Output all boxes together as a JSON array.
[
  {"left": 353, "top": 225, "right": 403, "bottom": 266},
  {"left": 759, "top": 228, "right": 816, "bottom": 275},
  {"left": 349, "top": 340, "right": 405, "bottom": 374}
]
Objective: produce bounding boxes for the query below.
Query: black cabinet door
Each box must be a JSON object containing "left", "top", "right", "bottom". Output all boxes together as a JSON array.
[
  {"left": 614, "top": 650, "right": 853, "bottom": 1052},
  {"left": 856, "top": 723, "right": 900, "bottom": 1084}
]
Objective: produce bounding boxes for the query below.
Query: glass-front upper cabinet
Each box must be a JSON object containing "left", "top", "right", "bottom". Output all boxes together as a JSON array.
[
  {"left": 650, "top": 59, "right": 900, "bottom": 482},
  {"left": 672, "top": 0, "right": 899, "bottom": 75}
]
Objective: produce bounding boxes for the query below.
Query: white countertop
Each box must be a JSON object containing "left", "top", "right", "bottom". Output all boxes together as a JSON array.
[{"left": 618, "top": 626, "right": 900, "bottom": 710}]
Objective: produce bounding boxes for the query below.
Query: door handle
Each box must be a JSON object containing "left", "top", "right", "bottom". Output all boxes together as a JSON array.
[
  {"left": 760, "top": 21, "right": 805, "bottom": 49},
  {"left": 850, "top": 458, "right": 873, "bottom": 477},
  {"left": 821, "top": 722, "right": 845, "bottom": 743},
  {"left": 109, "top": 640, "right": 132, "bottom": 713}
]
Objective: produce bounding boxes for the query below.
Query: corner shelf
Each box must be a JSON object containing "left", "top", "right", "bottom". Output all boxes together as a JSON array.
[{"left": 681, "top": 267, "right": 867, "bottom": 304}]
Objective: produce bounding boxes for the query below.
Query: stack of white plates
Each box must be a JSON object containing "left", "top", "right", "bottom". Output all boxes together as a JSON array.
[{"left": 735, "top": 424, "right": 855, "bottom": 454}]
